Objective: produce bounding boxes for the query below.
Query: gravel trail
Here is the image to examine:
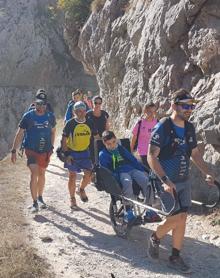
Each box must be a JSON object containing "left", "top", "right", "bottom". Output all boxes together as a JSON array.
[{"left": 22, "top": 152, "right": 220, "bottom": 278}]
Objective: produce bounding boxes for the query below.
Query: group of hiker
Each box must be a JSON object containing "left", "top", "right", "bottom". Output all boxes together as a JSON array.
[{"left": 10, "top": 87, "right": 215, "bottom": 274}]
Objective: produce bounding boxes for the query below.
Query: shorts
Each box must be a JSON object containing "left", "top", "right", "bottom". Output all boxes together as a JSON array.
[
  {"left": 25, "top": 149, "right": 52, "bottom": 168},
  {"left": 158, "top": 179, "right": 191, "bottom": 215},
  {"left": 64, "top": 149, "right": 92, "bottom": 173}
]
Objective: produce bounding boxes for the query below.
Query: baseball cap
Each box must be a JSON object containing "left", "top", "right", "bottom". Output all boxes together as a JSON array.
[
  {"left": 36, "top": 89, "right": 47, "bottom": 103},
  {"left": 73, "top": 101, "right": 86, "bottom": 111}
]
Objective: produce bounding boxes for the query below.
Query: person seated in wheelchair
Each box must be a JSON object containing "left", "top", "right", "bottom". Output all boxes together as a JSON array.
[{"left": 99, "top": 130, "right": 161, "bottom": 224}]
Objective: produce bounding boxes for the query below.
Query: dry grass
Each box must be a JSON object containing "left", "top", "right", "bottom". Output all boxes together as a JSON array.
[{"left": 0, "top": 158, "right": 53, "bottom": 278}]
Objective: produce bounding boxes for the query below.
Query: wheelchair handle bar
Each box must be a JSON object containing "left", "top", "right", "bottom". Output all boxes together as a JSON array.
[
  {"left": 121, "top": 196, "right": 174, "bottom": 217},
  {"left": 191, "top": 180, "right": 220, "bottom": 208}
]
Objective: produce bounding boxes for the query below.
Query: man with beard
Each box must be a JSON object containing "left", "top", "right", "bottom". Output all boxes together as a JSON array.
[
  {"left": 147, "top": 89, "right": 215, "bottom": 273},
  {"left": 11, "top": 92, "right": 56, "bottom": 212}
]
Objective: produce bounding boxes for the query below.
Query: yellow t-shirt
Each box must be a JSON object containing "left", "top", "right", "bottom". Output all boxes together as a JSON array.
[{"left": 63, "top": 118, "right": 97, "bottom": 151}]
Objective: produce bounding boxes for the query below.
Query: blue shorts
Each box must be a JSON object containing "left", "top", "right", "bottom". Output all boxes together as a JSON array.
[
  {"left": 158, "top": 179, "right": 191, "bottom": 215},
  {"left": 64, "top": 149, "right": 92, "bottom": 173}
]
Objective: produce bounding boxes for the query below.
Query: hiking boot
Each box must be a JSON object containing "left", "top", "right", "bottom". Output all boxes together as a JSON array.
[
  {"left": 123, "top": 209, "right": 136, "bottom": 224},
  {"left": 30, "top": 201, "right": 39, "bottom": 213},
  {"left": 144, "top": 210, "right": 162, "bottom": 223},
  {"left": 78, "top": 188, "right": 88, "bottom": 202},
  {"left": 38, "top": 196, "right": 47, "bottom": 209},
  {"left": 168, "top": 255, "right": 192, "bottom": 274},
  {"left": 147, "top": 234, "right": 160, "bottom": 260},
  {"left": 70, "top": 196, "right": 77, "bottom": 209}
]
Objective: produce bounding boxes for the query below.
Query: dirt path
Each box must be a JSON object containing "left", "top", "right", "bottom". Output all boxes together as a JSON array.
[
  {"left": 1, "top": 132, "right": 220, "bottom": 278},
  {"left": 25, "top": 155, "right": 220, "bottom": 277}
]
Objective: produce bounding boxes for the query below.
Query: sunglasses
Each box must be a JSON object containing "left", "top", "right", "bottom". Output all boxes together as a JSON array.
[
  {"left": 177, "top": 103, "right": 196, "bottom": 110},
  {"left": 74, "top": 108, "right": 86, "bottom": 112},
  {"left": 36, "top": 102, "right": 46, "bottom": 106},
  {"left": 94, "top": 102, "right": 102, "bottom": 105}
]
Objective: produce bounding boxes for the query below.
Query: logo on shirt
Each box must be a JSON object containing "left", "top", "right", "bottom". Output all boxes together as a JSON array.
[
  {"left": 174, "top": 137, "right": 186, "bottom": 146},
  {"left": 152, "top": 133, "right": 160, "bottom": 140},
  {"left": 34, "top": 121, "right": 49, "bottom": 128},
  {"left": 75, "top": 130, "right": 90, "bottom": 137}
]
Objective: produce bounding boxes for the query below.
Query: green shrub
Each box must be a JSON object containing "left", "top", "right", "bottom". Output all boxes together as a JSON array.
[
  {"left": 91, "top": 0, "right": 106, "bottom": 12},
  {"left": 58, "top": 0, "right": 92, "bottom": 27}
]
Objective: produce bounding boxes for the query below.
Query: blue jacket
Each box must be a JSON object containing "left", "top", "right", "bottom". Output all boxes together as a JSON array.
[{"left": 99, "top": 144, "right": 145, "bottom": 181}]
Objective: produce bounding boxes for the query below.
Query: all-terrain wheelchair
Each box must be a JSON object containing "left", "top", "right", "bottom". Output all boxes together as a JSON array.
[
  {"left": 93, "top": 138, "right": 220, "bottom": 238},
  {"left": 93, "top": 138, "right": 177, "bottom": 238}
]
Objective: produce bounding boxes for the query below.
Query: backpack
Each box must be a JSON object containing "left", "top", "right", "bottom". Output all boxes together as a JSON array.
[
  {"left": 56, "top": 146, "right": 66, "bottom": 162},
  {"left": 158, "top": 117, "right": 195, "bottom": 160},
  {"left": 133, "top": 119, "right": 142, "bottom": 151}
]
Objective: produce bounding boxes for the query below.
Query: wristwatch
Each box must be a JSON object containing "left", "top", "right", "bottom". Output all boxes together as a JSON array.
[
  {"left": 160, "top": 175, "right": 169, "bottom": 183},
  {"left": 11, "top": 149, "right": 16, "bottom": 154}
]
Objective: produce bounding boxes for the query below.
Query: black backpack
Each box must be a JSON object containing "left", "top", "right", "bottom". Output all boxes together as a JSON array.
[
  {"left": 158, "top": 117, "right": 195, "bottom": 160},
  {"left": 133, "top": 119, "right": 142, "bottom": 151}
]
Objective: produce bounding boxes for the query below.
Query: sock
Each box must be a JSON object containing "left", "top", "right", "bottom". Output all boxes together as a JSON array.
[
  {"left": 38, "top": 196, "right": 43, "bottom": 202},
  {"left": 33, "top": 200, "right": 38, "bottom": 207},
  {"left": 172, "top": 248, "right": 180, "bottom": 257}
]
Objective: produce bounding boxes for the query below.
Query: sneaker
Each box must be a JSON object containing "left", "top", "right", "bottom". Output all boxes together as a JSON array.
[
  {"left": 77, "top": 188, "right": 88, "bottom": 202},
  {"left": 144, "top": 210, "right": 162, "bottom": 223},
  {"left": 38, "top": 196, "right": 47, "bottom": 209},
  {"left": 30, "top": 202, "right": 39, "bottom": 213},
  {"left": 123, "top": 209, "right": 136, "bottom": 224},
  {"left": 168, "top": 255, "right": 192, "bottom": 274},
  {"left": 147, "top": 234, "right": 160, "bottom": 260}
]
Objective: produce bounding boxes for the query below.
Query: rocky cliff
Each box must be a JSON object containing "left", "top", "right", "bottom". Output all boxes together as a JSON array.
[
  {"left": 65, "top": 0, "right": 220, "bottom": 194},
  {"left": 0, "top": 0, "right": 97, "bottom": 159}
]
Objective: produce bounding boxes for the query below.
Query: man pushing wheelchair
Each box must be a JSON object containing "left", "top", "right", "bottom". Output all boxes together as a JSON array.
[{"left": 147, "top": 89, "right": 215, "bottom": 274}]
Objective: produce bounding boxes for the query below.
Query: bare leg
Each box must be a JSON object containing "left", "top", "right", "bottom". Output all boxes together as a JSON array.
[
  {"left": 68, "top": 171, "right": 77, "bottom": 198},
  {"left": 155, "top": 214, "right": 181, "bottom": 239},
  {"left": 80, "top": 170, "right": 92, "bottom": 190},
  {"left": 78, "top": 170, "right": 92, "bottom": 202},
  {"left": 28, "top": 164, "right": 39, "bottom": 202},
  {"left": 37, "top": 167, "right": 46, "bottom": 197},
  {"left": 172, "top": 213, "right": 187, "bottom": 250}
]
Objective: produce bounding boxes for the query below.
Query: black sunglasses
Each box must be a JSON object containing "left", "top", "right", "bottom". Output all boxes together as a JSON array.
[
  {"left": 94, "top": 102, "right": 102, "bottom": 105},
  {"left": 36, "top": 102, "right": 46, "bottom": 106},
  {"left": 176, "top": 103, "right": 196, "bottom": 110}
]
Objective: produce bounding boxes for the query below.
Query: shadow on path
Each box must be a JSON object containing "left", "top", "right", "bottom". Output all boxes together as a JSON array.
[
  {"left": 33, "top": 207, "right": 220, "bottom": 277},
  {"left": 46, "top": 168, "right": 68, "bottom": 178}
]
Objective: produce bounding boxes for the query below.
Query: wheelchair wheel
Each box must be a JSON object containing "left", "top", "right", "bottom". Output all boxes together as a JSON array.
[{"left": 109, "top": 199, "right": 131, "bottom": 239}]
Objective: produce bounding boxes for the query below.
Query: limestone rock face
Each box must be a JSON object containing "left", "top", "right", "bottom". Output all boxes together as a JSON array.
[
  {"left": 0, "top": 0, "right": 97, "bottom": 159},
  {"left": 66, "top": 0, "right": 220, "bottom": 188}
]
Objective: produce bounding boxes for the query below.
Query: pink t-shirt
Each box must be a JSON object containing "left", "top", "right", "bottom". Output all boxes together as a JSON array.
[{"left": 132, "top": 118, "right": 158, "bottom": 156}]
